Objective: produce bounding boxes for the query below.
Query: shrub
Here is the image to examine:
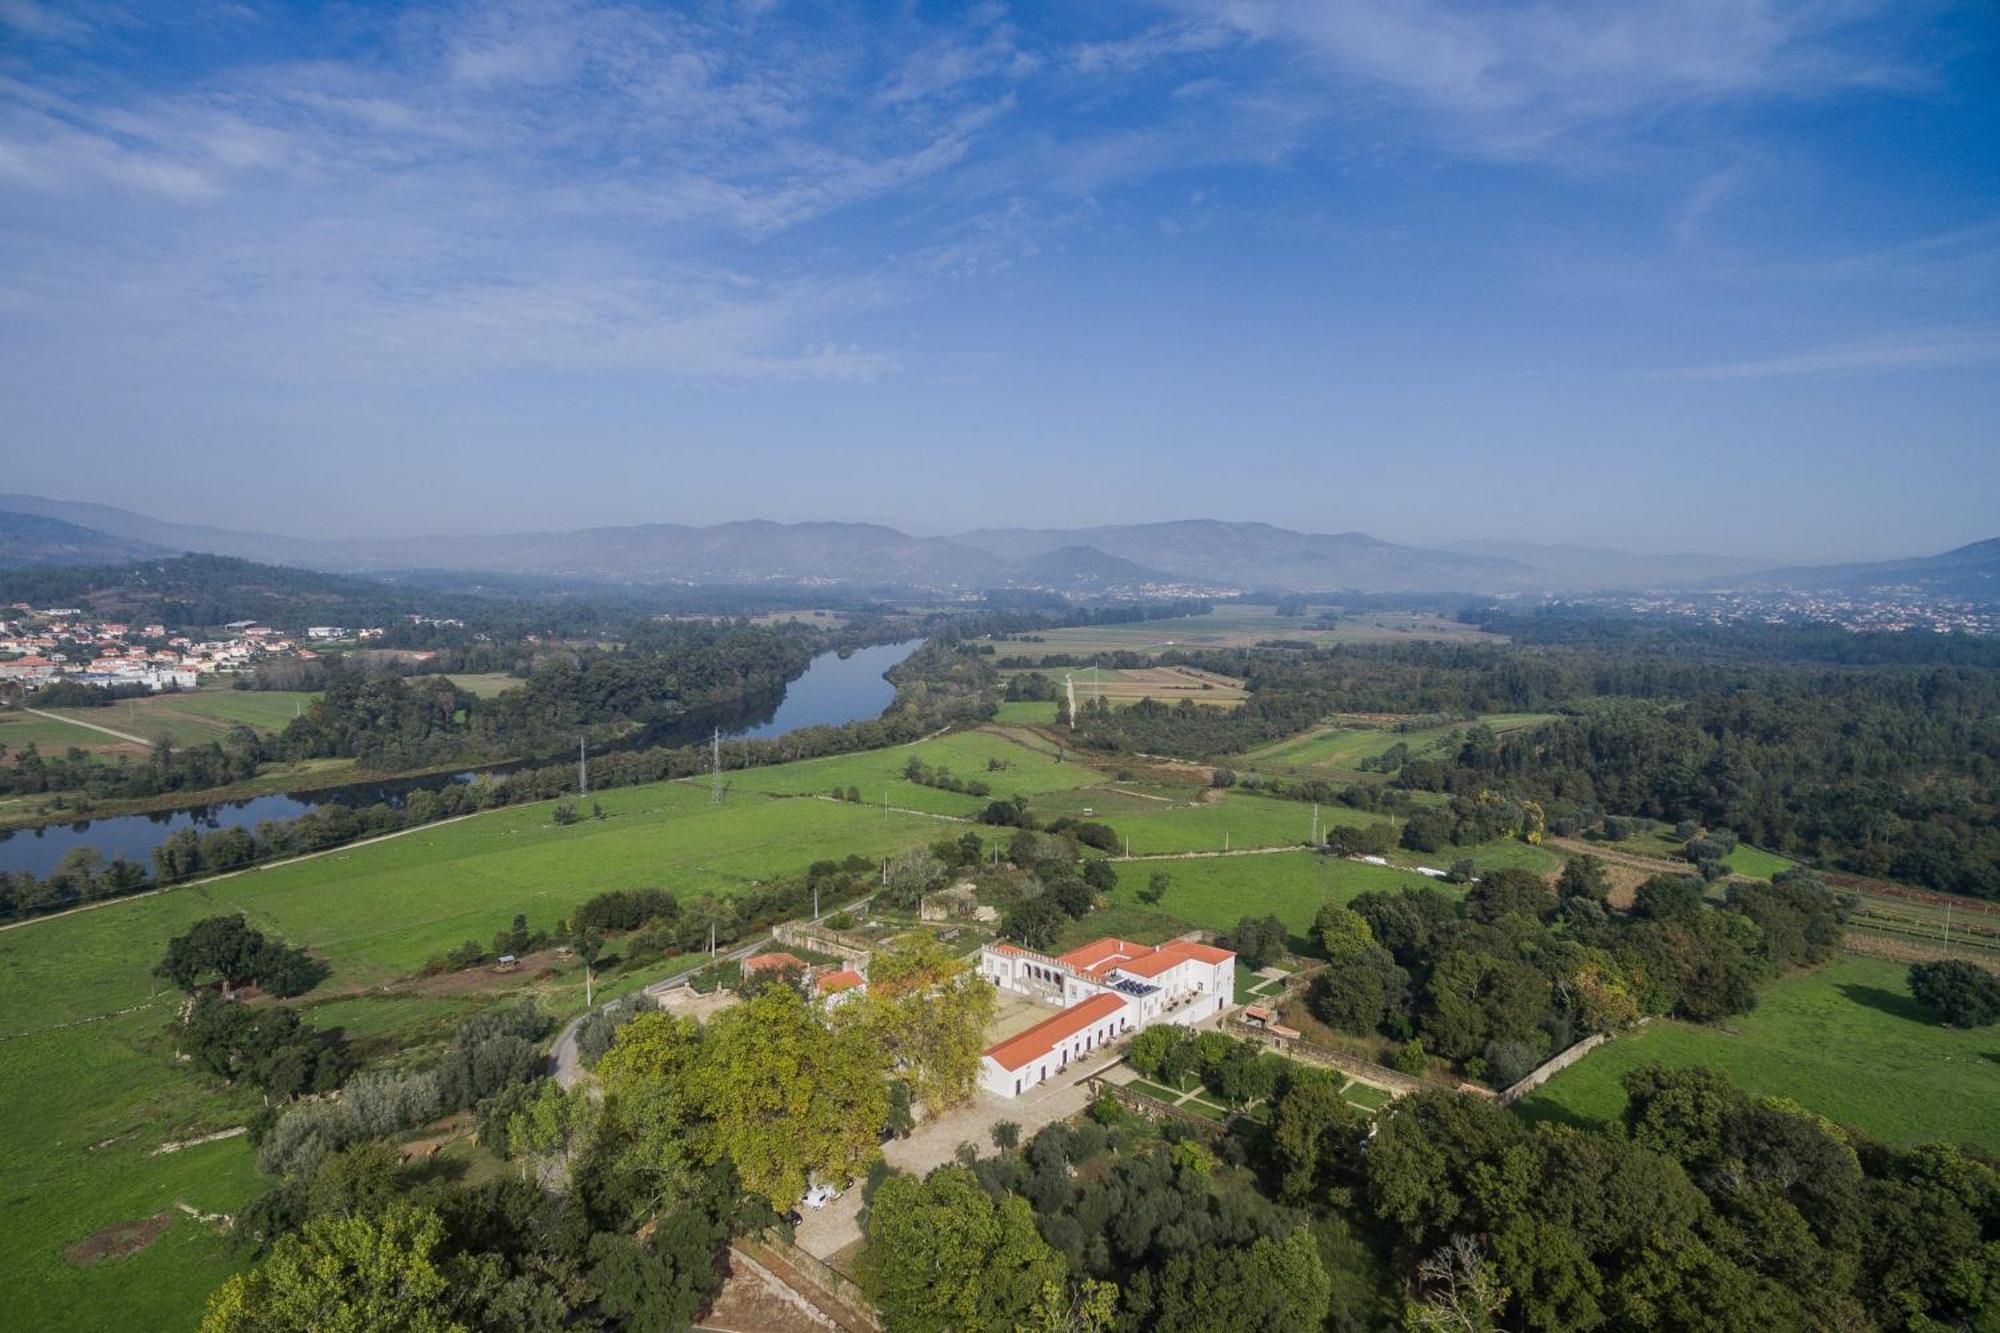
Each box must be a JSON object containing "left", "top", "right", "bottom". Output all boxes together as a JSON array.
[
  {"left": 1483, "top": 1039, "right": 1542, "bottom": 1088},
  {"left": 1909, "top": 960, "right": 2000, "bottom": 1027}
]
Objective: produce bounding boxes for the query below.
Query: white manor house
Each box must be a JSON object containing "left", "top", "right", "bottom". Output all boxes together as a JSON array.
[{"left": 975, "top": 935, "right": 1234, "bottom": 1099}]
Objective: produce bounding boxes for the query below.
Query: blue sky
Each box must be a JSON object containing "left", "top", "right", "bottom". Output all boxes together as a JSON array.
[{"left": 1, "top": 0, "right": 1994, "bottom": 559}]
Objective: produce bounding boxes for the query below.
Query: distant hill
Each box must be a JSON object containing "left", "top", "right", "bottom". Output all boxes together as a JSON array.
[
  {"left": 0, "top": 497, "right": 1003, "bottom": 588},
  {"left": 0, "top": 511, "right": 170, "bottom": 568},
  {"left": 1729, "top": 537, "right": 2000, "bottom": 600},
  {"left": 0, "top": 553, "right": 441, "bottom": 629},
  {"left": 1010, "top": 545, "right": 1172, "bottom": 589},
  {"left": 7, "top": 495, "right": 1968, "bottom": 599},
  {"left": 1443, "top": 540, "right": 1770, "bottom": 590},
  {"left": 955, "top": 521, "right": 1539, "bottom": 593}
]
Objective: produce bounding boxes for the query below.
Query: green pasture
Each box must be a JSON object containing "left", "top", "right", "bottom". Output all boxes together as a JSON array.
[
  {"left": 44, "top": 690, "right": 318, "bottom": 747},
  {"left": 1726, "top": 844, "right": 1796, "bottom": 879},
  {"left": 440, "top": 672, "right": 524, "bottom": 698},
  {"left": 0, "top": 1005, "right": 264, "bottom": 1331},
  {"left": 1239, "top": 713, "right": 1557, "bottom": 771},
  {"left": 723, "top": 726, "right": 1103, "bottom": 817},
  {"left": 0, "top": 761, "right": 963, "bottom": 1329},
  {"left": 978, "top": 604, "right": 1498, "bottom": 659},
  {"left": 1515, "top": 956, "right": 2000, "bottom": 1153},
  {"left": 0, "top": 785, "right": 949, "bottom": 1031},
  {"left": 0, "top": 708, "right": 129, "bottom": 755},
  {"left": 993, "top": 699, "right": 1059, "bottom": 725},
  {"left": 1413, "top": 838, "right": 1563, "bottom": 877},
  {"left": 1028, "top": 783, "right": 1202, "bottom": 821},
  {"left": 1102, "top": 791, "right": 1384, "bottom": 856},
  {"left": 1102, "top": 850, "right": 1445, "bottom": 950}
]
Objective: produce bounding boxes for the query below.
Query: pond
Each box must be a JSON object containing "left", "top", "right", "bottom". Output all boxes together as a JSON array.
[{"left": 0, "top": 638, "right": 923, "bottom": 878}]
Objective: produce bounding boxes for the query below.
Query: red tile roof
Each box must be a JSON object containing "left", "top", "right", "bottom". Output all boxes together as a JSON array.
[
  {"left": 983, "top": 993, "right": 1128, "bottom": 1071},
  {"left": 1056, "top": 937, "right": 1150, "bottom": 974},
  {"left": 743, "top": 951, "right": 806, "bottom": 974},
  {"left": 1156, "top": 939, "right": 1234, "bottom": 966},
  {"left": 1115, "top": 951, "right": 1188, "bottom": 979},
  {"left": 817, "top": 968, "right": 864, "bottom": 994}
]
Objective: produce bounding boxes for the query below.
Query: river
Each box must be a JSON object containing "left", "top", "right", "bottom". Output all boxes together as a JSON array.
[{"left": 0, "top": 638, "right": 923, "bottom": 879}]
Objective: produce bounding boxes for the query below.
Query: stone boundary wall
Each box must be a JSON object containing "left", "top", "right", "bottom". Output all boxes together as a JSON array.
[
  {"left": 1496, "top": 1025, "right": 1640, "bottom": 1106},
  {"left": 736, "top": 1232, "right": 881, "bottom": 1333},
  {"left": 1085, "top": 1077, "right": 1229, "bottom": 1136},
  {"left": 1223, "top": 1018, "right": 1431, "bottom": 1098},
  {"left": 773, "top": 922, "right": 871, "bottom": 966}
]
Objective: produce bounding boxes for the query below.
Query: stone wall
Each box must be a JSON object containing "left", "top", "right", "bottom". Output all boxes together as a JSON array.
[
  {"left": 1497, "top": 1030, "right": 1616, "bottom": 1106},
  {"left": 1223, "top": 1018, "right": 1427, "bottom": 1098}
]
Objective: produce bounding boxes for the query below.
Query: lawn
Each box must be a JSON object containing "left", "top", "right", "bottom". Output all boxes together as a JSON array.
[
  {"left": 1103, "top": 850, "right": 1445, "bottom": 951},
  {"left": 724, "top": 727, "right": 1105, "bottom": 817},
  {"left": 0, "top": 761, "right": 964, "bottom": 1329},
  {"left": 1515, "top": 956, "right": 2000, "bottom": 1153}
]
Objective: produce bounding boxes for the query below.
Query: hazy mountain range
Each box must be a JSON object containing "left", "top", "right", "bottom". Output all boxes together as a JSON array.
[
  {"left": 0, "top": 511, "right": 171, "bottom": 567},
  {"left": 0, "top": 494, "right": 1992, "bottom": 600}
]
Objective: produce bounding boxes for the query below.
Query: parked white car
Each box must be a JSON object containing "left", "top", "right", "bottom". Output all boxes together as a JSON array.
[{"left": 802, "top": 1184, "right": 842, "bottom": 1209}]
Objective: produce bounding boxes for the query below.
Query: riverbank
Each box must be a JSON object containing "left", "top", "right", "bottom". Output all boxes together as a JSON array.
[
  {"left": 0, "top": 637, "right": 928, "bottom": 881},
  {"left": 0, "top": 756, "right": 374, "bottom": 834}
]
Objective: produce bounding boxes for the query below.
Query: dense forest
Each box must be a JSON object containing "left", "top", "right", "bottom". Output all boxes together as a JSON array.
[{"left": 1046, "top": 626, "right": 2000, "bottom": 900}]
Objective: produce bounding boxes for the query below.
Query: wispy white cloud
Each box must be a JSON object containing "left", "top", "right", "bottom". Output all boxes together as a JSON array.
[
  {"left": 1653, "top": 328, "right": 2000, "bottom": 380},
  {"left": 0, "top": 0, "right": 1034, "bottom": 385},
  {"left": 1176, "top": 0, "right": 1922, "bottom": 158}
]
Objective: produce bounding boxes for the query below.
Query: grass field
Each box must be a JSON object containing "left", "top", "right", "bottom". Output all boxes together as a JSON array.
[
  {"left": 1516, "top": 956, "right": 2000, "bottom": 1153},
  {"left": 1101, "top": 791, "right": 1343, "bottom": 855},
  {"left": 993, "top": 699, "right": 1059, "bottom": 725},
  {"left": 441, "top": 672, "right": 525, "bottom": 698},
  {"left": 724, "top": 727, "right": 1106, "bottom": 817},
  {"left": 0, "top": 707, "right": 129, "bottom": 754},
  {"left": 42, "top": 690, "right": 318, "bottom": 749},
  {"left": 1102, "top": 850, "right": 1445, "bottom": 951},
  {"left": 0, "top": 764, "right": 963, "bottom": 1329},
  {"left": 977, "top": 604, "right": 1499, "bottom": 659},
  {"left": 1725, "top": 844, "right": 1795, "bottom": 879},
  {"left": 1238, "top": 713, "right": 1558, "bottom": 772},
  {"left": 1037, "top": 665, "right": 1248, "bottom": 709}
]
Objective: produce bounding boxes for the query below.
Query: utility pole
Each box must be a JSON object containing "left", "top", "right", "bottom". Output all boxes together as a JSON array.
[
  {"left": 813, "top": 882, "right": 820, "bottom": 920},
  {"left": 1311, "top": 802, "right": 1321, "bottom": 847},
  {"left": 1944, "top": 901, "right": 1953, "bottom": 956},
  {"left": 709, "top": 922, "right": 717, "bottom": 957},
  {"left": 710, "top": 728, "right": 722, "bottom": 804},
  {"left": 578, "top": 735, "right": 588, "bottom": 796},
  {"left": 1224, "top": 830, "right": 1230, "bottom": 852}
]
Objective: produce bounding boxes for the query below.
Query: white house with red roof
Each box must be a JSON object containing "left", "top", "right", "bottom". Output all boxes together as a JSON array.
[{"left": 975, "top": 934, "right": 1234, "bottom": 1098}]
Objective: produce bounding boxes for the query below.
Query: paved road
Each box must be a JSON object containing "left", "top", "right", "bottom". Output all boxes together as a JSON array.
[
  {"left": 550, "top": 935, "right": 771, "bottom": 1088},
  {"left": 792, "top": 1050, "right": 1123, "bottom": 1263}
]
